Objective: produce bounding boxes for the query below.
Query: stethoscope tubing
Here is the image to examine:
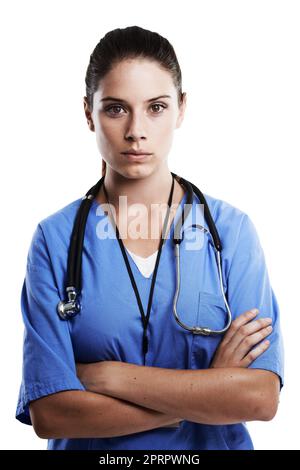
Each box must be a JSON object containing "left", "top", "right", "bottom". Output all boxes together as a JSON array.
[{"left": 57, "top": 173, "right": 233, "bottom": 335}]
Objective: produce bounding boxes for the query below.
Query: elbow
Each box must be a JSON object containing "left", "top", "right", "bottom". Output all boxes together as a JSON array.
[
  {"left": 32, "top": 420, "right": 61, "bottom": 440},
  {"left": 259, "top": 399, "right": 279, "bottom": 421},
  {"left": 31, "top": 418, "right": 57, "bottom": 440},
  {"left": 30, "top": 418, "right": 49, "bottom": 440},
  {"left": 34, "top": 425, "right": 50, "bottom": 440},
  {"left": 249, "top": 370, "right": 281, "bottom": 422},
  {"left": 244, "top": 397, "right": 278, "bottom": 422},
  {"left": 255, "top": 387, "right": 280, "bottom": 422},
  {"left": 29, "top": 390, "right": 88, "bottom": 439},
  {"left": 29, "top": 401, "right": 54, "bottom": 439}
]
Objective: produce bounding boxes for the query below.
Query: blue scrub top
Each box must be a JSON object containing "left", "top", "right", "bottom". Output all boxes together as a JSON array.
[{"left": 15, "top": 185, "right": 284, "bottom": 450}]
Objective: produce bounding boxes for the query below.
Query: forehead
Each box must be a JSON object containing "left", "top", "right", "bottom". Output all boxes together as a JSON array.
[{"left": 94, "top": 58, "right": 176, "bottom": 103}]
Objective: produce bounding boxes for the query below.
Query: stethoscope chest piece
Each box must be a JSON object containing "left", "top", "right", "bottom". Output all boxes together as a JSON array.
[{"left": 57, "top": 286, "right": 81, "bottom": 320}]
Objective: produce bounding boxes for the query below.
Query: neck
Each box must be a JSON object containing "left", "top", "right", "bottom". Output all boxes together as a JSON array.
[{"left": 102, "top": 165, "right": 174, "bottom": 209}]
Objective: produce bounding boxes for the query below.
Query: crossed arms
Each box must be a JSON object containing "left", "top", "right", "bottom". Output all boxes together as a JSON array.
[{"left": 29, "top": 309, "right": 280, "bottom": 439}]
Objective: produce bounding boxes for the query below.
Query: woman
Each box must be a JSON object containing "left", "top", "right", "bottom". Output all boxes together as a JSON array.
[{"left": 15, "top": 26, "right": 284, "bottom": 450}]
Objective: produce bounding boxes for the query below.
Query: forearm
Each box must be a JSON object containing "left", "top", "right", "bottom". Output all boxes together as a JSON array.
[
  {"left": 35, "top": 390, "right": 181, "bottom": 439},
  {"left": 84, "top": 363, "right": 270, "bottom": 425}
]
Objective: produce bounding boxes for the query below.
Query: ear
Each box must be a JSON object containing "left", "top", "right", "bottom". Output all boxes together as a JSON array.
[
  {"left": 83, "top": 96, "right": 95, "bottom": 132},
  {"left": 175, "top": 92, "right": 187, "bottom": 129}
]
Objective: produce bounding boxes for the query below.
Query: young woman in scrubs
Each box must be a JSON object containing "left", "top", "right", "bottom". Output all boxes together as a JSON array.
[{"left": 16, "top": 26, "right": 284, "bottom": 450}]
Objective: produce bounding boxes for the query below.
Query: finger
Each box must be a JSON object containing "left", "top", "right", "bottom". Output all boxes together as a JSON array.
[
  {"left": 234, "top": 325, "right": 273, "bottom": 358},
  {"left": 240, "top": 339, "right": 271, "bottom": 367},
  {"left": 228, "top": 317, "right": 272, "bottom": 352},
  {"left": 221, "top": 308, "right": 259, "bottom": 345}
]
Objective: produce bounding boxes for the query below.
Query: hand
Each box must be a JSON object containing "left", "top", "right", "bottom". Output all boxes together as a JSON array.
[{"left": 210, "top": 308, "right": 272, "bottom": 368}]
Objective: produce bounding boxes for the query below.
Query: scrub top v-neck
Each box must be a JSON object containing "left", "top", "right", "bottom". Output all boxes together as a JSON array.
[
  {"left": 125, "top": 248, "right": 158, "bottom": 278},
  {"left": 15, "top": 184, "right": 284, "bottom": 450}
]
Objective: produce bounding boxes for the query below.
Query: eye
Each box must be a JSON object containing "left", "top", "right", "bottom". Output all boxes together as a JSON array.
[
  {"left": 150, "top": 103, "right": 167, "bottom": 113},
  {"left": 105, "top": 105, "right": 124, "bottom": 116},
  {"left": 105, "top": 102, "right": 167, "bottom": 117}
]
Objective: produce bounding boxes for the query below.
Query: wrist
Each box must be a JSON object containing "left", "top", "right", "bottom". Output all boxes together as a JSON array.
[{"left": 76, "top": 362, "right": 110, "bottom": 394}]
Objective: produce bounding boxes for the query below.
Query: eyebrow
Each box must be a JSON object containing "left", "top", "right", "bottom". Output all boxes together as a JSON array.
[{"left": 100, "top": 95, "right": 172, "bottom": 103}]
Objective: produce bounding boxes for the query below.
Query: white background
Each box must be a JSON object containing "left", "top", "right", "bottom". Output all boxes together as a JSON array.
[{"left": 1, "top": 0, "right": 299, "bottom": 450}]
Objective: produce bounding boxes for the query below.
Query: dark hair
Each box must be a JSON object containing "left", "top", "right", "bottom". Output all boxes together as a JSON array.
[{"left": 84, "top": 26, "right": 184, "bottom": 176}]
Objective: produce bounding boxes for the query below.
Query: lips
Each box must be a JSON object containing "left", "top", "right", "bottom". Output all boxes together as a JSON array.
[
  {"left": 121, "top": 150, "right": 152, "bottom": 155},
  {"left": 122, "top": 152, "right": 151, "bottom": 161}
]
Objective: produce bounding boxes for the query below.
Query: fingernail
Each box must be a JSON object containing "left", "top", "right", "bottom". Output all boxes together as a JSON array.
[{"left": 251, "top": 308, "right": 259, "bottom": 314}]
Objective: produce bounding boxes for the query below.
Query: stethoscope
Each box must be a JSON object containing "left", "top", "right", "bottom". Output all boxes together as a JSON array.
[{"left": 57, "top": 172, "right": 232, "bottom": 342}]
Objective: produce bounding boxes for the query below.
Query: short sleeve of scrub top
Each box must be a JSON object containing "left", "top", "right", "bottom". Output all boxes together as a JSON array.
[
  {"left": 15, "top": 220, "right": 86, "bottom": 427},
  {"left": 220, "top": 209, "right": 284, "bottom": 390}
]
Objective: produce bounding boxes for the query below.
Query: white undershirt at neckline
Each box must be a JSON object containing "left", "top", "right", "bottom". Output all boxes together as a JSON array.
[{"left": 125, "top": 248, "right": 158, "bottom": 278}]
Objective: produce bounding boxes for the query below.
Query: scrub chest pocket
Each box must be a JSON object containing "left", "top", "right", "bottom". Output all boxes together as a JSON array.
[{"left": 191, "top": 291, "right": 228, "bottom": 369}]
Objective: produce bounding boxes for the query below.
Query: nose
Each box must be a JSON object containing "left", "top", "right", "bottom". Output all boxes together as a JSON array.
[{"left": 124, "top": 112, "right": 147, "bottom": 141}]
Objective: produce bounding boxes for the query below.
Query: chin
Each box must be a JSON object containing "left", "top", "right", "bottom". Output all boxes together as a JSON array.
[{"left": 121, "top": 164, "right": 154, "bottom": 179}]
